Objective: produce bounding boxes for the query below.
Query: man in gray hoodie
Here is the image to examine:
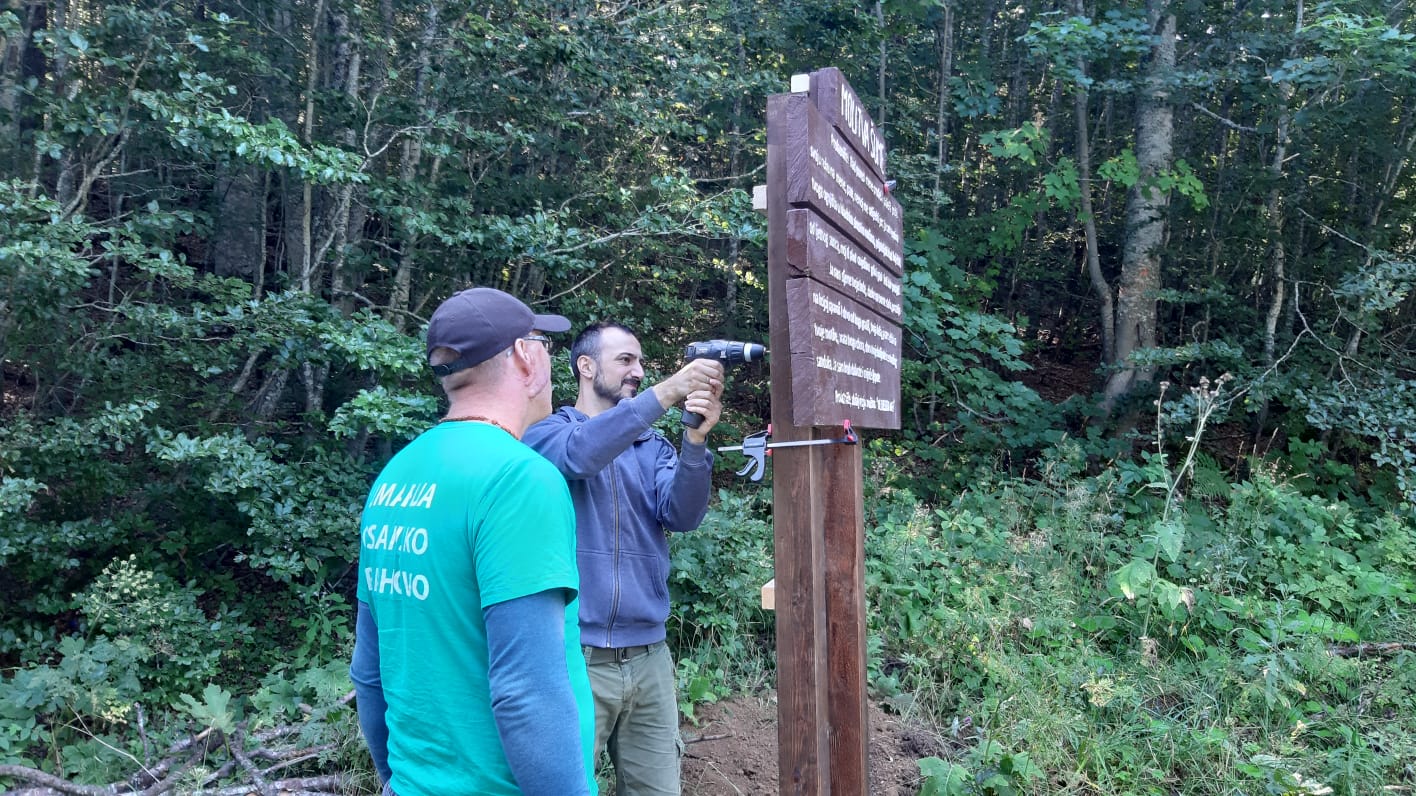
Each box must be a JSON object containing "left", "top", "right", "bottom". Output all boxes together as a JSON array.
[{"left": 523, "top": 322, "right": 724, "bottom": 796}]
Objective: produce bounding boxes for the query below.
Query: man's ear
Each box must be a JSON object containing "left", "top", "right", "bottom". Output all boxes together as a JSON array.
[
  {"left": 512, "top": 341, "right": 549, "bottom": 393},
  {"left": 510, "top": 340, "right": 536, "bottom": 378},
  {"left": 576, "top": 354, "right": 595, "bottom": 381}
]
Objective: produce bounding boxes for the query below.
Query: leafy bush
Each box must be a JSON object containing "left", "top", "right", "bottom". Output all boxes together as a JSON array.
[
  {"left": 76, "top": 555, "right": 241, "bottom": 699},
  {"left": 832, "top": 406, "right": 1413, "bottom": 795},
  {"left": 668, "top": 488, "right": 776, "bottom": 713}
]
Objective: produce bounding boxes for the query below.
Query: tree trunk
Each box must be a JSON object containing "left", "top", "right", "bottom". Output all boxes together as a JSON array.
[
  {"left": 1101, "top": 2, "right": 1175, "bottom": 412},
  {"left": 297, "top": 0, "right": 326, "bottom": 295},
  {"left": 254, "top": 171, "right": 270, "bottom": 300},
  {"left": 49, "top": 0, "right": 76, "bottom": 207},
  {"left": 1260, "top": 113, "right": 1291, "bottom": 372},
  {"left": 931, "top": 2, "right": 954, "bottom": 225},
  {"left": 388, "top": 0, "right": 441, "bottom": 333},
  {"left": 1255, "top": 0, "right": 1305, "bottom": 440},
  {"left": 724, "top": 7, "right": 747, "bottom": 332},
  {"left": 328, "top": 6, "right": 366, "bottom": 319},
  {"left": 1198, "top": 99, "right": 1236, "bottom": 346},
  {"left": 0, "top": 0, "right": 33, "bottom": 176},
  {"left": 272, "top": 0, "right": 298, "bottom": 287},
  {"left": 211, "top": 168, "right": 268, "bottom": 280},
  {"left": 1262, "top": 0, "right": 1303, "bottom": 374},
  {"left": 875, "top": 0, "right": 887, "bottom": 129},
  {"left": 1366, "top": 104, "right": 1415, "bottom": 231},
  {"left": 978, "top": 0, "right": 998, "bottom": 65},
  {"left": 1072, "top": 0, "right": 1113, "bottom": 368}
]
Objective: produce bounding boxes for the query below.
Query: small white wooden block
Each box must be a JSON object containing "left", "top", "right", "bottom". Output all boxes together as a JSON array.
[
  {"left": 790, "top": 73, "right": 810, "bottom": 93},
  {"left": 761, "top": 577, "right": 776, "bottom": 611},
  {"left": 752, "top": 184, "right": 768, "bottom": 213}
]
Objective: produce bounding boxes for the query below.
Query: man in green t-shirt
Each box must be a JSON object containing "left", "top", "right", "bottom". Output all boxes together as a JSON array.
[{"left": 350, "top": 287, "right": 596, "bottom": 795}]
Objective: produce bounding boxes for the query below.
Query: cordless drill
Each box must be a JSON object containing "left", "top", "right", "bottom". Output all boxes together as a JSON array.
[{"left": 680, "top": 340, "right": 767, "bottom": 428}]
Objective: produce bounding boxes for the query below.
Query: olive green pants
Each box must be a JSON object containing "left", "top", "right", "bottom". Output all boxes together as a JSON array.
[{"left": 583, "top": 641, "right": 683, "bottom": 796}]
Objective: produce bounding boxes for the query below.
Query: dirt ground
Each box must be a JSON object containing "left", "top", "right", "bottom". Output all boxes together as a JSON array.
[{"left": 679, "top": 691, "right": 945, "bottom": 795}]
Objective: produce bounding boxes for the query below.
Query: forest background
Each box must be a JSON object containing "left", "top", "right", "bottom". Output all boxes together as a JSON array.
[{"left": 1, "top": 0, "right": 1414, "bottom": 794}]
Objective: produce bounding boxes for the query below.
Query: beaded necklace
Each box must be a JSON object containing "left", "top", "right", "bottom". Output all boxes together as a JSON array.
[{"left": 442, "top": 415, "right": 517, "bottom": 438}]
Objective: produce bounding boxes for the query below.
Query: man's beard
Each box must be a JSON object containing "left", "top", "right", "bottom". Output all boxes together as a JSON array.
[{"left": 593, "top": 371, "right": 640, "bottom": 405}]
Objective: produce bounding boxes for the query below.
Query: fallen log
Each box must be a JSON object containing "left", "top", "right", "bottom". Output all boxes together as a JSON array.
[
  {"left": 1327, "top": 641, "right": 1415, "bottom": 658},
  {"left": 0, "top": 715, "right": 349, "bottom": 796}
]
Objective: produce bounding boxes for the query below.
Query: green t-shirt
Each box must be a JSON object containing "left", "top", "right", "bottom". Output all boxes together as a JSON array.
[{"left": 357, "top": 421, "right": 593, "bottom": 795}]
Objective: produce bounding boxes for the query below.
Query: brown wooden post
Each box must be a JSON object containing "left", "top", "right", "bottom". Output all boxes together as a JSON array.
[
  {"left": 764, "top": 68, "right": 902, "bottom": 796},
  {"left": 768, "top": 91, "right": 832, "bottom": 795},
  {"left": 824, "top": 440, "right": 868, "bottom": 791}
]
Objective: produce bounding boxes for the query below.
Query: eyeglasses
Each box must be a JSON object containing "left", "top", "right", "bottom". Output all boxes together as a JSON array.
[{"left": 521, "top": 334, "right": 554, "bottom": 355}]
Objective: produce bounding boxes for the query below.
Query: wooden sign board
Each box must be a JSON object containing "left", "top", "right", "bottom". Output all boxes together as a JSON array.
[
  {"left": 785, "top": 209, "right": 902, "bottom": 322},
  {"left": 785, "top": 278, "right": 902, "bottom": 430},
  {"left": 781, "top": 95, "right": 903, "bottom": 276},
  {"left": 798, "top": 67, "right": 888, "bottom": 183},
  {"left": 774, "top": 73, "right": 904, "bottom": 431}
]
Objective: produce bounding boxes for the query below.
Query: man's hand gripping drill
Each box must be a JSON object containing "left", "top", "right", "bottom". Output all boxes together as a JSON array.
[{"left": 679, "top": 340, "right": 767, "bottom": 428}]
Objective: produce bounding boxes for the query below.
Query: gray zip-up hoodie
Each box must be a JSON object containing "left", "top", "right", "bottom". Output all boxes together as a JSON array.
[{"left": 523, "top": 389, "right": 713, "bottom": 648}]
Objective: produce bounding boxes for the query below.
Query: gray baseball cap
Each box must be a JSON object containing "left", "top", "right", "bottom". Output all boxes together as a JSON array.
[{"left": 426, "top": 287, "right": 570, "bottom": 377}]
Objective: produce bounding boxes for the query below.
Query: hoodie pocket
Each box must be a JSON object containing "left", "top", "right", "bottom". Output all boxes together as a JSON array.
[
  {"left": 576, "top": 548, "right": 617, "bottom": 633},
  {"left": 617, "top": 550, "right": 671, "bottom": 627}
]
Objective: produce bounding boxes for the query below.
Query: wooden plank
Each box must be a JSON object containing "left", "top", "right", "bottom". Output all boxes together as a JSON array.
[
  {"left": 784, "top": 278, "right": 902, "bottom": 429},
  {"left": 780, "top": 96, "right": 904, "bottom": 277},
  {"left": 785, "top": 208, "right": 903, "bottom": 323},
  {"left": 761, "top": 577, "right": 776, "bottom": 610},
  {"left": 824, "top": 439, "right": 869, "bottom": 795},
  {"left": 768, "top": 92, "right": 831, "bottom": 796},
  {"left": 807, "top": 68, "right": 889, "bottom": 183}
]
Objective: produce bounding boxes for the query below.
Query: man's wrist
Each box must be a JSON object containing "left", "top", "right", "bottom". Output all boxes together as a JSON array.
[
  {"left": 633, "top": 388, "right": 672, "bottom": 423},
  {"left": 680, "top": 433, "right": 710, "bottom": 458},
  {"left": 651, "top": 382, "right": 679, "bottom": 411}
]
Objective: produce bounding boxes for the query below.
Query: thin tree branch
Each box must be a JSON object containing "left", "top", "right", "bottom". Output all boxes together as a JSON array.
[
  {"left": 539, "top": 259, "right": 621, "bottom": 304},
  {"left": 1190, "top": 102, "right": 1257, "bottom": 133}
]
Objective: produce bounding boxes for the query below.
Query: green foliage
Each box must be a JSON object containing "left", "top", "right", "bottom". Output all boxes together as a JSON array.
[
  {"left": 77, "top": 555, "right": 240, "bottom": 700},
  {"left": 329, "top": 387, "right": 440, "bottom": 441},
  {"left": 894, "top": 233, "right": 1060, "bottom": 499},
  {"left": 919, "top": 740, "right": 1042, "bottom": 796},
  {"left": 1098, "top": 150, "right": 1209, "bottom": 209},
  {"left": 653, "top": 374, "right": 1402, "bottom": 794},
  {"left": 3, "top": 0, "right": 1416, "bottom": 792},
  {"left": 0, "top": 649, "right": 364, "bottom": 786},
  {"left": 668, "top": 488, "right": 775, "bottom": 715},
  {"left": 178, "top": 683, "right": 236, "bottom": 735},
  {"left": 0, "top": 635, "right": 145, "bottom": 729},
  {"left": 1022, "top": 10, "right": 1155, "bottom": 87},
  {"left": 980, "top": 122, "right": 1050, "bottom": 167},
  {"left": 0, "top": 182, "right": 98, "bottom": 364},
  {"left": 0, "top": 636, "right": 146, "bottom": 777},
  {"left": 1299, "top": 373, "right": 1416, "bottom": 505}
]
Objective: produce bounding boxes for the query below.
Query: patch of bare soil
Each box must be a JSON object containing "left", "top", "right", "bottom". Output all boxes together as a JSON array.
[
  {"left": 1017, "top": 350, "right": 1099, "bottom": 405},
  {"left": 680, "top": 691, "right": 943, "bottom": 795}
]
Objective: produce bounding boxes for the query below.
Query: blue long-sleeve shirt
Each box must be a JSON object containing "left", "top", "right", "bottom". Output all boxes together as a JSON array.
[{"left": 523, "top": 389, "right": 713, "bottom": 648}]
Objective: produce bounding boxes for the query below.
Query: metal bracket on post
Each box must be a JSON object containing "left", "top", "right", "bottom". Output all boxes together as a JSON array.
[{"left": 718, "top": 420, "right": 859, "bottom": 482}]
